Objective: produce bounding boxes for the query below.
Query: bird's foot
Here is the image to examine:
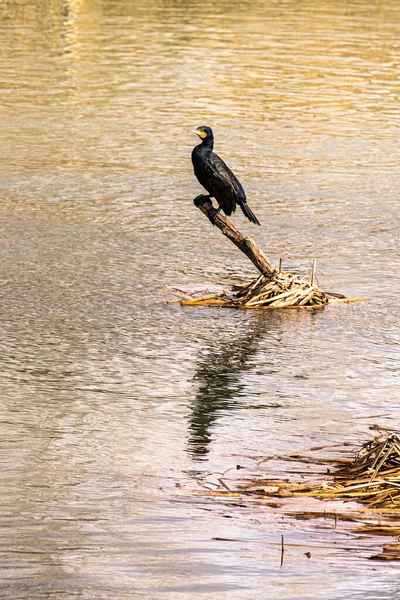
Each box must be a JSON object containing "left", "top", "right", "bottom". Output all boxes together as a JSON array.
[
  {"left": 193, "top": 194, "right": 211, "bottom": 207},
  {"left": 208, "top": 206, "right": 221, "bottom": 224},
  {"left": 193, "top": 195, "right": 220, "bottom": 223}
]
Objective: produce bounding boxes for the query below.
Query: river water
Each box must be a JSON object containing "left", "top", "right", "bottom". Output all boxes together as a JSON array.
[{"left": 0, "top": 0, "right": 399, "bottom": 598}]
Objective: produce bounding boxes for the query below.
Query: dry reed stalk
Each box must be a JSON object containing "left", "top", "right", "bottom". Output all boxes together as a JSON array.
[{"left": 326, "top": 297, "right": 364, "bottom": 304}]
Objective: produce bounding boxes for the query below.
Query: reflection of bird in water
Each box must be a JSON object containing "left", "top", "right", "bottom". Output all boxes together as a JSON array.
[
  {"left": 188, "top": 316, "right": 271, "bottom": 460},
  {"left": 191, "top": 126, "right": 261, "bottom": 225},
  {"left": 188, "top": 309, "right": 319, "bottom": 461}
]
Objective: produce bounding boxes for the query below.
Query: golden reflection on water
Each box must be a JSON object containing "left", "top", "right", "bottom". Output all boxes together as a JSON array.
[{"left": 1, "top": 0, "right": 399, "bottom": 216}]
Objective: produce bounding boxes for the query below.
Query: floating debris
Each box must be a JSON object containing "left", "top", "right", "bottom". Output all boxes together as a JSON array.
[
  {"left": 241, "top": 433, "right": 400, "bottom": 509},
  {"left": 172, "top": 269, "right": 363, "bottom": 310},
  {"left": 194, "top": 432, "right": 400, "bottom": 561}
]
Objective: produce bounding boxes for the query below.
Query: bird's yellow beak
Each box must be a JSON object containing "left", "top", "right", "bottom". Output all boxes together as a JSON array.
[{"left": 190, "top": 129, "right": 206, "bottom": 139}]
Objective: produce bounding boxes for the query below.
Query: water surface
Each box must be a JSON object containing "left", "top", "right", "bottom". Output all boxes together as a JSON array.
[{"left": 0, "top": 0, "right": 399, "bottom": 598}]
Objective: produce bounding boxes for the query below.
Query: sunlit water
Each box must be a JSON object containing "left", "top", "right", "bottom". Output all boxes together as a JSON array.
[{"left": 0, "top": 0, "right": 399, "bottom": 598}]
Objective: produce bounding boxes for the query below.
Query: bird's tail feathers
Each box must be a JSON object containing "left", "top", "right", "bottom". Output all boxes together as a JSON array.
[{"left": 240, "top": 202, "right": 261, "bottom": 226}]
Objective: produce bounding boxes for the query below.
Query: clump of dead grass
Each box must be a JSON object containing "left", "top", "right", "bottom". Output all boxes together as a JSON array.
[
  {"left": 240, "top": 433, "right": 400, "bottom": 509},
  {"left": 192, "top": 432, "right": 400, "bottom": 561},
  {"left": 171, "top": 268, "right": 362, "bottom": 309}
]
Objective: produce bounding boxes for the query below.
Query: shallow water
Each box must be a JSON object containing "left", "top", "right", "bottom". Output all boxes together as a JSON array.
[{"left": 0, "top": 0, "right": 399, "bottom": 598}]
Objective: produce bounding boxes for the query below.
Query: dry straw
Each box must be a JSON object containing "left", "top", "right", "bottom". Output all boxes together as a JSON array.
[
  {"left": 178, "top": 269, "right": 361, "bottom": 309},
  {"left": 239, "top": 433, "right": 400, "bottom": 509},
  {"left": 197, "top": 433, "right": 400, "bottom": 560}
]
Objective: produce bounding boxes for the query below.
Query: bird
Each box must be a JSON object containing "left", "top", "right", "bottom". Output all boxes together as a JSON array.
[{"left": 190, "top": 126, "right": 260, "bottom": 226}]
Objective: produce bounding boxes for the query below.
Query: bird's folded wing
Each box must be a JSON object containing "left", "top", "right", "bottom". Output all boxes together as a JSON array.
[{"left": 205, "top": 154, "right": 245, "bottom": 199}]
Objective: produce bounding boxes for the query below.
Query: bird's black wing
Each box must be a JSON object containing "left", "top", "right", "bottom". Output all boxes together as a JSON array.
[
  {"left": 206, "top": 154, "right": 260, "bottom": 225},
  {"left": 205, "top": 153, "right": 245, "bottom": 199},
  {"left": 203, "top": 153, "right": 245, "bottom": 215}
]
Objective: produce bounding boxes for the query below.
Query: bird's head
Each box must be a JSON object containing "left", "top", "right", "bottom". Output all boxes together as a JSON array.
[{"left": 190, "top": 126, "right": 213, "bottom": 141}]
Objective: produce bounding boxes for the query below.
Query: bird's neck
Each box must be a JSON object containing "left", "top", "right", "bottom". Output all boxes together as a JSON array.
[{"left": 200, "top": 136, "right": 214, "bottom": 152}]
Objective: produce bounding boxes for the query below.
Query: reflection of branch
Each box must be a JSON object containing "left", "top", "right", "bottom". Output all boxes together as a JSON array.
[{"left": 187, "top": 316, "right": 269, "bottom": 460}]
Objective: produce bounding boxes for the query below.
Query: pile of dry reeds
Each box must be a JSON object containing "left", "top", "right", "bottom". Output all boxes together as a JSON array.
[
  {"left": 190, "top": 433, "right": 400, "bottom": 561},
  {"left": 175, "top": 269, "right": 358, "bottom": 309},
  {"left": 240, "top": 433, "right": 400, "bottom": 509},
  {"left": 333, "top": 433, "right": 400, "bottom": 508}
]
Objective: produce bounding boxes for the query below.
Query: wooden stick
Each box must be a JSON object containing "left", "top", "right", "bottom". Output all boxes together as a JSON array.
[
  {"left": 327, "top": 297, "right": 364, "bottom": 305},
  {"left": 194, "top": 195, "right": 274, "bottom": 275},
  {"left": 311, "top": 258, "right": 317, "bottom": 286}
]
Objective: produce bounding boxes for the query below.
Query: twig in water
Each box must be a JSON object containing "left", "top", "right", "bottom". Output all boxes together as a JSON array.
[
  {"left": 311, "top": 258, "right": 317, "bottom": 286},
  {"left": 218, "top": 478, "right": 232, "bottom": 492}
]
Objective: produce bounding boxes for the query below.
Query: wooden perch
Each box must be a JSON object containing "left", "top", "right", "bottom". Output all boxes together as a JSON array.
[
  {"left": 194, "top": 194, "right": 274, "bottom": 275},
  {"left": 171, "top": 195, "right": 363, "bottom": 309}
]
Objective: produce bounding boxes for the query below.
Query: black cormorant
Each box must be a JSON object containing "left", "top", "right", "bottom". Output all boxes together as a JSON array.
[{"left": 191, "top": 126, "right": 260, "bottom": 226}]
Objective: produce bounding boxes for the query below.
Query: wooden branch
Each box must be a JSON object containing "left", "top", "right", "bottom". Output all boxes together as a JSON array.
[
  {"left": 180, "top": 195, "right": 362, "bottom": 310},
  {"left": 194, "top": 195, "right": 274, "bottom": 276}
]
